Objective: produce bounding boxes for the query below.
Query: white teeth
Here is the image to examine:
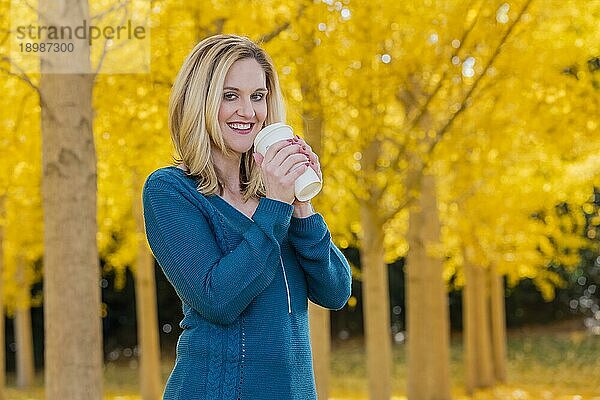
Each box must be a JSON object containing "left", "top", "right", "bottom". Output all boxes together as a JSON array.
[{"left": 228, "top": 123, "right": 252, "bottom": 130}]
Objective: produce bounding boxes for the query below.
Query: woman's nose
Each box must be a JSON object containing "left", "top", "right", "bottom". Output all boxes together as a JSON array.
[{"left": 237, "top": 98, "right": 255, "bottom": 119}]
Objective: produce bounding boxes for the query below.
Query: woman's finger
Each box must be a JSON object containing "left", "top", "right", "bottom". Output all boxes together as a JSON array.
[
  {"left": 253, "top": 151, "right": 264, "bottom": 166},
  {"left": 271, "top": 142, "right": 302, "bottom": 168},
  {"left": 309, "top": 161, "right": 322, "bottom": 180},
  {"left": 290, "top": 135, "right": 323, "bottom": 181},
  {"left": 293, "top": 135, "right": 312, "bottom": 152},
  {"left": 263, "top": 139, "right": 294, "bottom": 165},
  {"left": 293, "top": 135, "right": 320, "bottom": 163}
]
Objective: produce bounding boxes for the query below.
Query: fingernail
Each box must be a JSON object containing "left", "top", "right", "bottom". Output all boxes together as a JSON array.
[{"left": 287, "top": 138, "right": 294, "bottom": 142}]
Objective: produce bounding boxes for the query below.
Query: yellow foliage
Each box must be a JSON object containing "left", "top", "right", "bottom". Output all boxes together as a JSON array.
[{"left": 1, "top": 0, "right": 599, "bottom": 304}]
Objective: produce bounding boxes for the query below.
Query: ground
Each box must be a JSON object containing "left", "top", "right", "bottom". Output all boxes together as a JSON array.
[{"left": 5, "top": 319, "right": 600, "bottom": 399}]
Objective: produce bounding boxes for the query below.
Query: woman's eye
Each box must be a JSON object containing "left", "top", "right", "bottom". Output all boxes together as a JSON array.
[
  {"left": 251, "top": 93, "right": 265, "bottom": 101},
  {"left": 223, "top": 92, "right": 237, "bottom": 100}
]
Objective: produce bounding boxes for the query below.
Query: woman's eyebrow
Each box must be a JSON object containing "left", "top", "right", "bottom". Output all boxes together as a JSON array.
[{"left": 223, "top": 86, "right": 268, "bottom": 92}]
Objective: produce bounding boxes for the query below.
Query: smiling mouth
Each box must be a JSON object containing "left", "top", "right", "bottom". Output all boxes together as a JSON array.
[{"left": 227, "top": 122, "right": 255, "bottom": 135}]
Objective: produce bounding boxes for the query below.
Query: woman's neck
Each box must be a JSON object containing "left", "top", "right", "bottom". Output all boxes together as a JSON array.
[
  {"left": 180, "top": 148, "right": 256, "bottom": 201},
  {"left": 212, "top": 148, "right": 244, "bottom": 198}
]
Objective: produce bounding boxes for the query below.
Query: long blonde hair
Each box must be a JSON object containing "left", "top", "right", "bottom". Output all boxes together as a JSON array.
[{"left": 169, "top": 34, "right": 286, "bottom": 201}]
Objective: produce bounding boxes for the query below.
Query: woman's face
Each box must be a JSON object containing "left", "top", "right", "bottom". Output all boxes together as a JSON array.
[{"left": 218, "top": 58, "right": 268, "bottom": 155}]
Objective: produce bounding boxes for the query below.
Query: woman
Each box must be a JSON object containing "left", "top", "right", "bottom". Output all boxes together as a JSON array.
[{"left": 142, "top": 34, "right": 352, "bottom": 400}]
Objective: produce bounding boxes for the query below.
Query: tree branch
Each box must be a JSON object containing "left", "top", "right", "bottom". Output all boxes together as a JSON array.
[
  {"left": 13, "top": 90, "right": 35, "bottom": 135},
  {"left": 0, "top": 28, "right": 10, "bottom": 47},
  {"left": 94, "top": 0, "right": 130, "bottom": 76},
  {"left": 196, "top": 16, "right": 226, "bottom": 41},
  {"left": 390, "top": 0, "right": 485, "bottom": 173},
  {"left": 407, "top": 0, "right": 484, "bottom": 131},
  {"left": 0, "top": 57, "right": 40, "bottom": 95},
  {"left": 90, "top": 0, "right": 128, "bottom": 22},
  {"left": 383, "top": 193, "right": 414, "bottom": 222},
  {"left": 257, "top": 21, "right": 291, "bottom": 44},
  {"left": 381, "top": 159, "right": 426, "bottom": 221},
  {"left": 21, "top": 0, "right": 47, "bottom": 21},
  {"left": 346, "top": 182, "right": 363, "bottom": 204},
  {"left": 92, "top": 1, "right": 152, "bottom": 78},
  {"left": 256, "top": 3, "right": 307, "bottom": 44},
  {"left": 422, "top": 0, "right": 535, "bottom": 170},
  {"left": 150, "top": 79, "right": 173, "bottom": 88}
]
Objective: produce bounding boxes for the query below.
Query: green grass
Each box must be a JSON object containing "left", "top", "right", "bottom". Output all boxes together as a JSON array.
[
  {"left": 328, "top": 328, "right": 600, "bottom": 399},
  {"left": 5, "top": 323, "right": 600, "bottom": 399}
]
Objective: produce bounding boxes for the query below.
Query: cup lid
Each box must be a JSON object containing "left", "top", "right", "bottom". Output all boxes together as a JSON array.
[{"left": 254, "top": 122, "right": 291, "bottom": 147}]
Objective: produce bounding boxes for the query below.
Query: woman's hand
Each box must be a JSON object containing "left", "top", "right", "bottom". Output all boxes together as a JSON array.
[
  {"left": 253, "top": 139, "right": 311, "bottom": 204},
  {"left": 292, "top": 135, "right": 323, "bottom": 212}
]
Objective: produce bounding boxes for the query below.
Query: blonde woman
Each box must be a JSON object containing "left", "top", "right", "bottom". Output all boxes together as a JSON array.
[{"left": 142, "top": 34, "right": 352, "bottom": 400}]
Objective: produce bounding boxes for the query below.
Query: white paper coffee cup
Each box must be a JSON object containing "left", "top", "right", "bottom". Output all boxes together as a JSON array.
[{"left": 254, "top": 122, "right": 322, "bottom": 202}]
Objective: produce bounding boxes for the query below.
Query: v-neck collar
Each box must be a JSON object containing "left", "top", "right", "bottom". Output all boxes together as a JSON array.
[
  {"left": 165, "top": 165, "right": 256, "bottom": 223},
  {"left": 208, "top": 194, "right": 255, "bottom": 223}
]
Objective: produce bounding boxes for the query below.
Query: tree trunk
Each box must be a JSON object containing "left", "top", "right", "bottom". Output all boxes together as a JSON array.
[
  {"left": 359, "top": 199, "right": 392, "bottom": 400},
  {"left": 473, "top": 265, "right": 494, "bottom": 387},
  {"left": 40, "top": 1, "right": 102, "bottom": 399},
  {"left": 133, "top": 187, "right": 163, "bottom": 400},
  {"left": 308, "top": 302, "right": 330, "bottom": 399},
  {"left": 300, "top": 76, "right": 331, "bottom": 400},
  {"left": 406, "top": 174, "right": 451, "bottom": 400},
  {"left": 15, "top": 256, "right": 35, "bottom": 388},
  {"left": 0, "top": 196, "right": 5, "bottom": 400},
  {"left": 463, "top": 259, "right": 495, "bottom": 393},
  {"left": 462, "top": 261, "right": 477, "bottom": 394},
  {"left": 490, "top": 264, "right": 507, "bottom": 382},
  {"left": 358, "top": 136, "right": 392, "bottom": 399}
]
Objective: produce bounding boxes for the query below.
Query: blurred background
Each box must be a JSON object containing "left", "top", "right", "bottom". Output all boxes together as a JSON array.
[{"left": 1, "top": 0, "right": 599, "bottom": 399}]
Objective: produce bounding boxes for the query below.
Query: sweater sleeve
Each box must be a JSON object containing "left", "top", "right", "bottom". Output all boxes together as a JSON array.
[
  {"left": 288, "top": 214, "right": 352, "bottom": 310},
  {"left": 142, "top": 177, "right": 293, "bottom": 326}
]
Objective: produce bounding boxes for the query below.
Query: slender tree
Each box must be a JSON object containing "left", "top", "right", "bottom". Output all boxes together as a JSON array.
[
  {"left": 133, "top": 171, "right": 163, "bottom": 400},
  {"left": 15, "top": 255, "right": 35, "bottom": 388},
  {"left": 292, "top": 3, "right": 334, "bottom": 397},
  {"left": 490, "top": 264, "right": 507, "bottom": 382},
  {"left": 405, "top": 175, "right": 451, "bottom": 399},
  {"left": 39, "top": 1, "right": 102, "bottom": 398},
  {"left": 0, "top": 195, "right": 5, "bottom": 400},
  {"left": 462, "top": 259, "right": 493, "bottom": 392}
]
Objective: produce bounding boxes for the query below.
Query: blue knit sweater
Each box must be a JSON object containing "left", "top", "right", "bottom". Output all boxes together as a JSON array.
[{"left": 142, "top": 166, "right": 352, "bottom": 400}]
